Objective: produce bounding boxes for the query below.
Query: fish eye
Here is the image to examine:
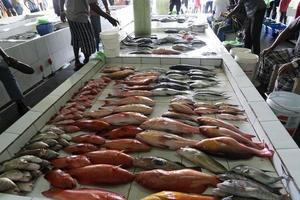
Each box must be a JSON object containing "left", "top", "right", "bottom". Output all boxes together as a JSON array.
[{"left": 153, "top": 159, "right": 165, "bottom": 166}]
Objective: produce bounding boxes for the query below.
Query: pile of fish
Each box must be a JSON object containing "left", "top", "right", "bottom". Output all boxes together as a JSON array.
[
  {"left": 0, "top": 63, "right": 287, "bottom": 200},
  {"left": 214, "top": 165, "right": 286, "bottom": 200}
]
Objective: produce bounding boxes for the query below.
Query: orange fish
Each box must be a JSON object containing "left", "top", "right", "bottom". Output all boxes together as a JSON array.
[
  {"left": 71, "top": 134, "right": 105, "bottom": 145},
  {"left": 51, "top": 155, "right": 91, "bottom": 169},
  {"left": 73, "top": 120, "right": 110, "bottom": 132},
  {"left": 100, "top": 112, "right": 148, "bottom": 126},
  {"left": 44, "top": 169, "right": 77, "bottom": 189},
  {"left": 42, "top": 188, "right": 127, "bottom": 200},
  {"left": 103, "top": 139, "right": 151, "bottom": 153},
  {"left": 102, "top": 125, "right": 143, "bottom": 139},
  {"left": 85, "top": 150, "right": 134, "bottom": 168},
  {"left": 67, "top": 164, "right": 135, "bottom": 185},
  {"left": 63, "top": 143, "right": 98, "bottom": 154},
  {"left": 196, "top": 137, "right": 273, "bottom": 159},
  {"left": 136, "top": 169, "right": 219, "bottom": 194},
  {"left": 142, "top": 191, "right": 217, "bottom": 200}
]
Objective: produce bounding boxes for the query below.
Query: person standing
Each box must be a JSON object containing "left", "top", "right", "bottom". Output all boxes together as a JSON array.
[
  {"left": 227, "top": 0, "right": 266, "bottom": 55},
  {"left": 279, "top": 0, "right": 291, "bottom": 24},
  {"left": 11, "top": 0, "right": 23, "bottom": 15},
  {"left": 205, "top": 0, "right": 213, "bottom": 13},
  {"left": 169, "top": 0, "right": 181, "bottom": 15},
  {"left": 90, "top": 0, "right": 110, "bottom": 52},
  {"left": 60, "top": 0, "right": 119, "bottom": 71},
  {"left": 256, "top": 17, "right": 300, "bottom": 92},
  {"left": 193, "top": 0, "right": 201, "bottom": 13},
  {"left": 0, "top": 47, "right": 34, "bottom": 115}
]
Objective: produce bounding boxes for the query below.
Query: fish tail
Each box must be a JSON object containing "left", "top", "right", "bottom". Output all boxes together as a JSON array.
[{"left": 252, "top": 141, "right": 265, "bottom": 149}]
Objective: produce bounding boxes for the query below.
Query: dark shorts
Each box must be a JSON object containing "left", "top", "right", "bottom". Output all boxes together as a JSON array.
[{"left": 68, "top": 20, "right": 96, "bottom": 55}]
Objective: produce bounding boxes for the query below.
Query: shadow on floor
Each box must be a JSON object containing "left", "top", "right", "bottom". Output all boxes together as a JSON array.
[{"left": 0, "top": 65, "right": 75, "bottom": 133}]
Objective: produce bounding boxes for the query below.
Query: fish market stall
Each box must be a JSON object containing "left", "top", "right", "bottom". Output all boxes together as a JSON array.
[{"left": 0, "top": 12, "right": 299, "bottom": 200}]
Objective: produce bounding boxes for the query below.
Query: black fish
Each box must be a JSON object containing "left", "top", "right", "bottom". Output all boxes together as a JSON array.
[
  {"left": 154, "top": 82, "right": 190, "bottom": 90},
  {"left": 170, "top": 64, "right": 214, "bottom": 71}
]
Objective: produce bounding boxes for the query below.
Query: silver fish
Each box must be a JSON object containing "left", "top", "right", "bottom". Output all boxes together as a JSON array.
[
  {"left": 167, "top": 73, "right": 189, "bottom": 80},
  {"left": 152, "top": 88, "right": 188, "bottom": 96},
  {"left": 16, "top": 149, "right": 59, "bottom": 160},
  {"left": 16, "top": 181, "right": 34, "bottom": 192},
  {"left": 50, "top": 144, "right": 64, "bottom": 151},
  {"left": 193, "top": 93, "right": 229, "bottom": 101},
  {"left": 24, "top": 141, "right": 49, "bottom": 150},
  {"left": 190, "top": 76, "right": 218, "bottom": 82},
  {"left": 217, "top": 114, "right": 247, "bottom": 121},
  {"left": 172, "top": 44, "right": 195, "bottom": 51},
  {"left": 166, "top": 70, "right": 187, "bottom": 75},
  {"left": 133, "top": 156, "right": 185, "bottom": 171},
  {"left": 217, "top": 179, "right": 282, "bottom": 200},
  {"left": 39, "top": 138, "right": 59, "bottom": 147},
  {"left": 215, "top": 102, "right": 239, "bottom": 107},
  {"left": 60, "top": 134, "right": 72, "bottom": 141},
  {"left": 170, "top": 95, "right": 195, "bottom": 106},
  {"left": 156, "top": 35, "right": 180, "bottom": 44},
  {"left": 177, "top": 147, "right": 227, "bottom": 174},
  {"left": 18, "top": 171, "right": 32, "bottom": 182},
  {"left": 162, "top": 111, "right": 198, "bottom": 123},
  {"left": 1, "top": 158, "right": 40, "bottom": 172},
  {"left": 170, "top": 64, "right": 214, "bottom": 71},
  {"left": 0, "top": 177, "right": 18, "bottom": 192},
  {"left": 158, "top": 76, "right": 189, "bottom": 86},
  {"left": 189, "top": 81, "right": 219, "bottom": 89},
  {"left": 30, "top": 170, "right": 42, "bottom": 179},
  {"left": 194, "top": 102, "right": 218, "bottom": 109},
  {"left": 0, "top": 170, "right": 24, "bottom": 181},
  {"left": 231, "top": 165, "right": 283, "bottom": 185},
  {"left": 31, "top": 132, "right": 59, "bottom": 142},
  {"left": 57, "top": 138, "right": 70, "bottom": 147},
  {"left": 42, "top": 126, "right": 65, "bottom": 135},
  {"left": 154, "top": 82, "right": 189, "bottom": 90},
  {"left": 218, "top": 172, "right": 282, "bottom": 192}
]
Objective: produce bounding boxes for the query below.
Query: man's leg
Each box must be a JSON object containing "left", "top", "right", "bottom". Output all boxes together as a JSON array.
[
  {"left": 90, "top": 15, "right": 101, "bottom": 52},
  {"left": 175, "top": 0, "right": 181, "bottom": 14},
  {"left": 169, "top": 0, "right": 175, "bottom": 14},
  {"left": 266, "top": 1, "right": 273, "bottom": 17},
  {"left": 0, "top": 62, "right": 29, "bottom": 114},
  {"left": 251, "top": 9, "right": 265, "bottom": 55}
]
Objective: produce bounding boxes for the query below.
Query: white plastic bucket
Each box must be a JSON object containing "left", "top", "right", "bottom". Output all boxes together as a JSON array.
[
  {"left": 267, "top": 91, "right": 300, "bottom": 136},
  {"left": 230, "top": 47, "right": 251, "bottom": 57},
  {"left": 100, "top": 29, "right": 120, "bottom": 57},
  {"left": 234, "top": 52, "right": 259, "bottom": 81}
]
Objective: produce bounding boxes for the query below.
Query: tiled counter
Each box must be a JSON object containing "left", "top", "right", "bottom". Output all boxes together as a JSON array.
[{"left": 0, "top": 13, "right": 299, "bottom": 200}]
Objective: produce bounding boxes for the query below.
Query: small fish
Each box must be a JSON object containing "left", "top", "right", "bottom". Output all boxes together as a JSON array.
[
  {"left": 16, "top": 181, "right": 34, "bottom": 192},
  {"left": 170, "top": 64, "right": 214, "bottom": 72},
  {"left": 172, "top": 44, "right": 195, "bottom": 51},
  {"left": 217, "top": 179, "right": 283, "bottom": 200},
  {"left": 142, "top": 191, "right": 216, "bottom": 200},
  {"left": 103, "top": 139, "right": 151, "bottom": 153},
  {"left": 162, "top": 111, "right": 198, "bottom": 123},
  {"left": 195, "top": 107, "right": 219, "bottom": 115},
  {"left": 189, "top": 81, "right": 219, "bottom": 89},
  {"left": 100, "top": 112, "right": 148, "bottom": 126},
  {"left": 0, "top": 170, "right": 24, "bottom": 181},
  {"left": 133, "top": 156, "right": 185, "bottom": 171},
  {"left": 194, "top": 93, "right": 229, "bottom": 101},
  {"left": 170, "top": 102, "right": 196, "bottom": 115},
  {"left": 108, "top": 90, "right": 153, "bottom": 98},
  {"left": 170, "top": 95, "right": 195, "bottom": 105},
  {"left": 177, "top": 147, "right": 227, "bottom": 174},
  {"left": 103, "top": 96, "right": 155, "bottom": 107},
  {"left": 1, "top": 158, "right": 40, "bottom": 172},
  {"left": 0, "top": 177, "right": 18, "bottom": 192},
  {"left": 152, "top": 48, "right": 181, "bottom": 55},
  {"left": 230, "top": 165, "right": 283, "bottom": 185},
  {"left": 154, "top": 82, "right": 189, "bottom": 90},
  {"left": 166, "top": 70, "right": 187, "bottom": 75},
  {"left": 217, "top": 114, "right": 247, "bottom": 121},
  {"left": 167, "top": 73, "right": 189, "bottom": 80},
  {"left": 188, "top": 71, "right": 216, "bottom": 77},
  {"left": 215, "top": 102, "right": 239, "bottom": 107},
  {"left": 64, "top": 143, "right": 98, "bottom": 154},
  {"left": 136, "top": 130, "right": 198, "bottom": 150},
  {"left": 23, "top": 141, "right": 49, "bottom": 150},
  {"left": 43, "top": 126, "right": 65, "bottom": 135},
  {"left": 152, "top": 88, "right": 188, "bottom": 96},
  {"left": 112, "top": 104, "right": 153, "bottom": 115},
  {"left": 57, "top": 138, "right": 71, "bottom": 147},
  {"left": 84, "top": 108, "right": 114, "bottom": 118},
  {"left": 16, "top": 148, "right": 59, "bottom": 160},
  {"left": 18, "top": 155, "right": 43, "bottom": 164},
  {"left": 194, "top": 102, "right": 218, "bottom": 109},
  {"left": 18, "top": 171, "right": 33, "bottom": 182},
  {"left": 130, "top": 50, "right": 152, "bottom": 54},
  {"left": 31, "top": 132, "right": 59, "bottom": 142},
  {"left": 140, "top": 117, "right": 199, "bottom": 135},
  {"left": 190, "top": 76, "right": 218, "bottom": 82}
]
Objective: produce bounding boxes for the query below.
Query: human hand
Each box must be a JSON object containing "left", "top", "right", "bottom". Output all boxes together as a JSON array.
[
  {"left": 60, "top": 12, "right": 67, "bottom": 23},
  {"left": 278, "top": 62, "right": 295, "bottom": 76},
  {"left": 108, "top": 16, "right": 119, "bottom": 27}
]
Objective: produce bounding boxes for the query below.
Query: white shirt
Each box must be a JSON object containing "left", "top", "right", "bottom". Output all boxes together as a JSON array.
[{"left": 213, "top": 0, "right": 229, "bottom": 17}]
